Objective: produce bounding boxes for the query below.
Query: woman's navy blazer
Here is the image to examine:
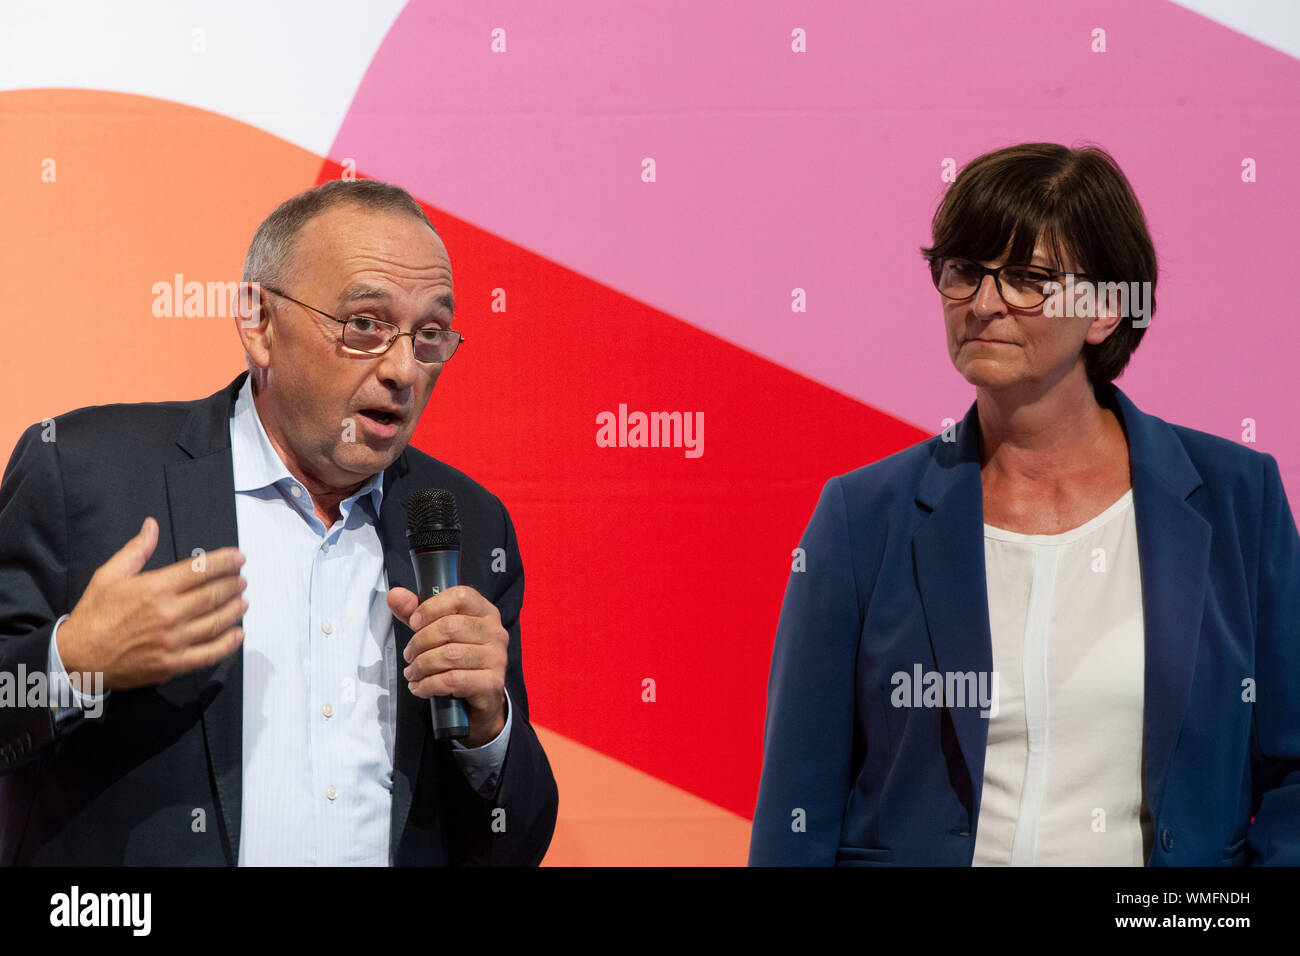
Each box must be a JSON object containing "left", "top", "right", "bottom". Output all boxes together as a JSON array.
[{"left": 749, "top": 383, "right": 1300, "bottom": 865}]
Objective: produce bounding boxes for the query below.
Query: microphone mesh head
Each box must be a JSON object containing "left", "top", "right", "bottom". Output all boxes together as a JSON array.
[{"left": 406, "top": 489, "right": 461, "bottom": 551}]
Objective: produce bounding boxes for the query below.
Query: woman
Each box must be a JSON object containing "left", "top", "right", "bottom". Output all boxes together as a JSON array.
[{"left": 748, "top": 143, "right": 1299, "bottom": 866}]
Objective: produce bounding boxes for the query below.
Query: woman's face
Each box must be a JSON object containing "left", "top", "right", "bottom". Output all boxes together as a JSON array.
[{"left": 941, "top": 240, "right": 1115, "bottom": 393}]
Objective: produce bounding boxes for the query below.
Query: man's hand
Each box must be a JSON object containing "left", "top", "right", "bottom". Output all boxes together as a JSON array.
[
  {"left": 387, "top": 585, "right": 508, "bottom": 748},
  {"left": 57, "top": 517, "right": 247, "bottom": 691}
]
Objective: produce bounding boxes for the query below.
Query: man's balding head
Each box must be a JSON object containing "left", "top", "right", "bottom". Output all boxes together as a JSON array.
[{"left": 242, "top": 179, "right": 439, "bottom": 291}]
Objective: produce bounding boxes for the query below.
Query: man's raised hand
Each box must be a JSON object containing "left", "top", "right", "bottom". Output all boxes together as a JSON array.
[{"left": 57, "top": 517, "right": 247, "bottom": 690}]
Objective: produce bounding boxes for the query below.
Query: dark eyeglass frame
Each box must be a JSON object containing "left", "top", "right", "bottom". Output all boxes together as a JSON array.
[
  {"left": 929, "top": 256, "right": 1097, "bottom": 308},
  {"left": 260, "top": 286, "right": 464, "bottom": 363}
]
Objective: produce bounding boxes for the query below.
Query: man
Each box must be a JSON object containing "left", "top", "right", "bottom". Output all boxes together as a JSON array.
[{"left": 0, "top": 179, "right": 558, "bottom": 865}]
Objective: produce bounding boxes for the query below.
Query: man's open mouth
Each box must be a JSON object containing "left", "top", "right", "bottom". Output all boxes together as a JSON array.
[{"left": 359, "top": 409, "right": 401, "bottom": 426}]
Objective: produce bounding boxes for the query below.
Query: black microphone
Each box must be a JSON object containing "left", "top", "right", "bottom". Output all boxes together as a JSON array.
[{"left": 405, "top": 488, "right": 470, "bottom": 741}]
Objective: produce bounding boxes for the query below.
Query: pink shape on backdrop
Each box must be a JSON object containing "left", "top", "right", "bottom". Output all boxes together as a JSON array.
[{"left": 332, "top": 0, "right": 1300, "bottom": 496}]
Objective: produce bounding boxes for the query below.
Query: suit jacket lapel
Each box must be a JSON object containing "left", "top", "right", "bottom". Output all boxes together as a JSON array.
[
  {"left": 161, "top": 375, "right": 434, "bottom": 863},
  {"left": 912, "top": 401, "right": 994, "bottom": 823},
  {"left": 1106, "top": 387, "right": 1210, "bottom": 837},
  {"left": 164, "top": 373, "right": 246, "bottom": 864},
  {"left": 379, "top": 451, "right": 428, "bottom": 857}
]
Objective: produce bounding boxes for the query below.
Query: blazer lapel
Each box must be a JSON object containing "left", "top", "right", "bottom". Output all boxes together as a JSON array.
[
  {"left": 912, "top": 385, "right": 1212, "bottom": 852},
  {"left": 164, "top": 373, "right": 246, "bottom": 864},
  {"left": 1106, "top": 387, "right": 1210, "bottom": 837},
  {"left": 912, "top": 401, "right": 994, "bottom": 822},
  {"left": 379, "top": 451, "right": 428, "bottom": 857}
]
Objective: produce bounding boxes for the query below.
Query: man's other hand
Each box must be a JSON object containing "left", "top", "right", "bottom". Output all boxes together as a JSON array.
[{"left": 387, "top": 585, "right": 508, "bottom": 747}]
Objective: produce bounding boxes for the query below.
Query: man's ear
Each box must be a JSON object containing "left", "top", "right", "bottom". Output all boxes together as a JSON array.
[{"left": 236, "top": 282, "right": 272, "bottom": 370}]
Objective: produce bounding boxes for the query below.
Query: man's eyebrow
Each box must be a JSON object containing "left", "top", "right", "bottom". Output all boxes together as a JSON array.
[
  {"left": 338, "top": 284, "right": 389, "bottom": 305},
  {"left": 337, "top": 285, "right": 455, "bottom": 318}
]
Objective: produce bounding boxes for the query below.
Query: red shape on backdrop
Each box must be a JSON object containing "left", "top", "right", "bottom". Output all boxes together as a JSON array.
[{"left": 317, "top": 163, "right": 929, "bottom": 818}]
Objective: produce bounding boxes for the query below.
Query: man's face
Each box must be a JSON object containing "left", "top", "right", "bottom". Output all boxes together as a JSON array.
[{"left": 246, "top": 203, "right": 454, "bottom": 493}]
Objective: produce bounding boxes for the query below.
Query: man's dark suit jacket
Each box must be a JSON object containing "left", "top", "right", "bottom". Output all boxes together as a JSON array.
[{"left": 0, "top": 372, "right": 558, "bottom": 865}]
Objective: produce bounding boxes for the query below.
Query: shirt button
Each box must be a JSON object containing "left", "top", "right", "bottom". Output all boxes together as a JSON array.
[
  {"left": 326, "top": 786, "right": 338, "bottom": 801},
  {"left": 321, "top": 621, "right": 332, "bottom": 635},
  {"left": 290, "top": 485, "right": 302, "bottom": 498},
  {"left": 322, "top": 704, "right": 334, "bottom": 718},
  {"left": 321, "top": 541, "right": 330, "bottom": 553}
]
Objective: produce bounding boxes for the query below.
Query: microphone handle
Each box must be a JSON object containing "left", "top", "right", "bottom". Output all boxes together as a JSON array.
[{"left": 410, "top": 548, "right": 470, "bottom": 740}]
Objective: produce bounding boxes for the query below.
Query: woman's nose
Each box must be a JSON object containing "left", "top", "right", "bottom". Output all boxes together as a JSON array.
[{"left": 972, "top": 273, "right": 1007, "bottom": 315}]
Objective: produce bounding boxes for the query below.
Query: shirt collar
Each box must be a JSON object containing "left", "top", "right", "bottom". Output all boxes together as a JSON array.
[{"left": 230, "top": 375, "right": 385, "bottom": 520}]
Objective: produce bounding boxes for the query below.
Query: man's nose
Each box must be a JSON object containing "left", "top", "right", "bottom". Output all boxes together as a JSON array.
[{"left": 376, "top": 333, "right": 423, "bottom": 390}]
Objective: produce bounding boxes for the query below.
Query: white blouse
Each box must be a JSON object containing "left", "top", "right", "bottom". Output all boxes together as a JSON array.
[{"left": 973, "top": 489, "right": 1151, "bottom": 866}]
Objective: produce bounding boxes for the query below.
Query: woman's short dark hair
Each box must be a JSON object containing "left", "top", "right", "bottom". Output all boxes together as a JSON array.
[{"left": 920, "top": 143, "right": 1157, "bottom": 386}]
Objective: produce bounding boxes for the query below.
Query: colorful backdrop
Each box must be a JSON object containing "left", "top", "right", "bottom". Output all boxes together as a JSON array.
[{"left": 2, "top": 1, "right": 1297, "bottom": 864}]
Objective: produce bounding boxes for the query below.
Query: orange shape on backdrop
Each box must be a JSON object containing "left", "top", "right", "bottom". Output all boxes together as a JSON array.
[
  {"left": 0, "top": 88, "right": 322, "bottom": 456},
  {"left": 536, "top": 726, "right": 751, "bottom": 866}
]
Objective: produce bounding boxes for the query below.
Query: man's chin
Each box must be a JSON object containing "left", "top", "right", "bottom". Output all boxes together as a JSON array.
[{"left": 333, "top": 444, "right": 406, "bottom": 481}]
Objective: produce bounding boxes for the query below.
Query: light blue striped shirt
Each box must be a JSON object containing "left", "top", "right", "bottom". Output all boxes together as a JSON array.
[{"left": 48, "top": 376, "right": 510, "bottom": 865}]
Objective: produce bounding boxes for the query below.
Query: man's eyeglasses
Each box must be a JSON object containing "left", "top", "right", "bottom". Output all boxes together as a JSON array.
[
  {"left": 261, "top": 286, "right": 464, "bottom": 363},
  {"left": 929, "top": 257, "right": 1092, "bottom": 310}
]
